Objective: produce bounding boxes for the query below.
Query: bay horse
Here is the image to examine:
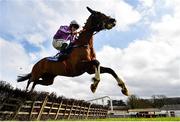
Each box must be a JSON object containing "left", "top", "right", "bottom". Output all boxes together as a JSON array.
[{"left": 17, "top": 7, "right": 129, "bottom": 96}]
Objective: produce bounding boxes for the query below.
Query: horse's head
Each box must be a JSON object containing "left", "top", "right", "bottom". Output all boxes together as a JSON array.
[{"left": 86, "top": 7, "right": 116, "bottom": 32}]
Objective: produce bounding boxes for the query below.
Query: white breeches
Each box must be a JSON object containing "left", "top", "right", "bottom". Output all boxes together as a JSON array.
[{"left": 52, "top": 39, "right": 70, "bottom": 50}]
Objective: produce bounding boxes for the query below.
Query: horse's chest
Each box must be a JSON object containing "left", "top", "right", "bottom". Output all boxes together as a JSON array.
[{"left": 81, "top": 48, "right": 93, "bottom": 60}]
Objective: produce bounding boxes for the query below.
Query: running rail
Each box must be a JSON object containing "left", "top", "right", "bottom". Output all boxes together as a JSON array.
[{"left": 87, "top": 96, "right": 113, "bottom": 113}]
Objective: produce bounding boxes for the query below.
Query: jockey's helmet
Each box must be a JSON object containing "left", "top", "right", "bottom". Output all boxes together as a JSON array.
[{"left": 70, "top": 20, "right": 80, "bottom": 29}]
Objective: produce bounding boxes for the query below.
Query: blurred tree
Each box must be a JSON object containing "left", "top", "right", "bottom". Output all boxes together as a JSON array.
[
  {"left": 126, "top": 94, "right": 139, "bottom": 109},
  {"left": 127, "top": 95, "right": 153, "bottom": 108},
  {"left": 107, "top": 99, "right": 126, "bottom": 106},
  {"left": 152, "top": 95, "right": 167, "bottom": 108}
]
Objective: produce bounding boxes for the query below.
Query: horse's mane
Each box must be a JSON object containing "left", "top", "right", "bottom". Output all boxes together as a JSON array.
[{"left": 75, "top": 15, "right": 94, "bottom": 45}]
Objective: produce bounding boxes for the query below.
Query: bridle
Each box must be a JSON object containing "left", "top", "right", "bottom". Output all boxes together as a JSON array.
[{"left": 72, "top": 14, "right": 113, "bottom": 48}]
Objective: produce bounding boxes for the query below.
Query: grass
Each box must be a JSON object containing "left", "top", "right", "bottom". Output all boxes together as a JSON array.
[
  {"left": 94, "top": 117, "right": 180, "bottom": 121},
  {"left": 49, "top": 117, "right": 180, "bottom": 121}
]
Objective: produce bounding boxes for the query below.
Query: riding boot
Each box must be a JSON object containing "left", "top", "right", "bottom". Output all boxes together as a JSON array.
[
  {"left": 61, "top": 43, "right": 68, "bottom": 50},
  {"left": 57, "top": 50, "right": 68, "bottom": 61},
  {"left": 56, "top": 43, "right": 69, "bottom": 61}
]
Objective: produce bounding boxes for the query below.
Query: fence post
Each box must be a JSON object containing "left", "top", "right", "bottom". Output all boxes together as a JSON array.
[
  {"left": 67, "top": 100, "right": 75, "bottom": 120},
  {"left": 54, "top": 100, "right": 63, "bottom": 120},
  {"left": 0, "top": 97, "right": 6, "bottom": 110},
  {"left": 29, "top": 101, "right": 35, "bottom": 120},
  {"left": 96, "top": 107, "right": 99, "bottom": 118},
  {"left": 63, "top": 100, "right": 69, "bottom": 119},
  {"left": 100, "top": 108, "right": 102, "bottom": 118},
  {"left": 93, "top": 107, "right": 96, "bottom": 118},
  {"left": 12, "top": 100, "right": 23, "bottom": 120},
  {"left": 86, "top": 103, "right": 91, "bottom": 119},
  {"left": 36, "top": 96, "right": 48, "bottom": 120},
  {"left": 78, "top": 101, "right": 84, "bottom": 119},
  {"left": 105, "top": 108, "right": 108, "bottom": 117},
  {"left": 73, "top": 101, "right": 80, "bottom": 118},
  {"left": 82, "top": 103, "right": 86, "bottom": 119},
  {"left": 48, "top": 102, "right": 54, "bottom": 117}
]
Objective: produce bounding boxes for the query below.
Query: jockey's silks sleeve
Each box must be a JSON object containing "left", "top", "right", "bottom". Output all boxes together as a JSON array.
[
  {"left": 53, "top": 26, "right": 74, "bottom": 42},
  {"left": 59, "top": 26, "right": 71, "bottom": 34}
]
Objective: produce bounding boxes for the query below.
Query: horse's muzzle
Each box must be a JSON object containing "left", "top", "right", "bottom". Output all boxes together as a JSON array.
[{"left": 106, "top": 18, "right": 116, "bottom": 29}]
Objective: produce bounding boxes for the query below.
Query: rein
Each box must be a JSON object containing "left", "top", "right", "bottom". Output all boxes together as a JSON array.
[
  {"left": 72, "top": 28, "right": 98, "bottom": 49},
  {"left": 72, "top": 19, "right": 106, "bottom": 49},
  {"left": 72, "top": 44, "right": 89, "bottom": 48}
]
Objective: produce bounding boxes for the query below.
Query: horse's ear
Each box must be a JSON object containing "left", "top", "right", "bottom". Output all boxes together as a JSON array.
[{"left": 87, "top": 6, "right": 96, "bottom": 14}]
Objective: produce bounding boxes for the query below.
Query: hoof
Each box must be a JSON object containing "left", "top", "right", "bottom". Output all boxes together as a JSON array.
[
  {"left": 121, "top": 88, "right": 129, "bottom": 96},
  {"left": 90, "top": 77, "right": 99, "bottom": 93},
  {"left": 90, "top": 84, "right": 96, "bottom": 93},
  {"left": 92, "top": 77, "right": 100, "bottom": 82},
  {"left": 118, "top": 83, "right": 129, "bottom": 96}
]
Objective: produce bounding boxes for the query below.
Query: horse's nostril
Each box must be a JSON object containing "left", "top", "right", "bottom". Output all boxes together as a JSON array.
[
  {"left": 113, "top": 18, "right": 116, "bottom": 22},
  {"left": 109, "top": 18, "right": 116, "bottom": 23}
]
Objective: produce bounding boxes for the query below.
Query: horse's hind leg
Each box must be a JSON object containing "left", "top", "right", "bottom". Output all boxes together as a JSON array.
[
  {"left": 30, "top": 77, "right": 54, "bottom": 92},
  {"left": 30, "top": 82, "right": 37, "bottom": 92},
  {"left": 100, "top": 66, "right": 129, "bottom": 96},
  {"left": 26, "top": 79, "right": 31, "bottom": 91}
]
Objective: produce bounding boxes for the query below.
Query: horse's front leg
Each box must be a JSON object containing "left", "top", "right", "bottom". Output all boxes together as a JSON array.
[
  {"left": 92, "top": 60, "right": 100, "bottom": 81},
  {"left": 83, "top": 59, "right": 101, "bottom": 93},
  {"left": 90, "top": 60, "right": 101, "bottom": 93},
  {"left": 100, "top": 66, "right": 129, "bottom": 96}
]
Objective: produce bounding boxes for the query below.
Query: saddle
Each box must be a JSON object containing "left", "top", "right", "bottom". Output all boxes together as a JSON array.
[{"left": 47, "top": 44, "right": 74, "bottom": 62}]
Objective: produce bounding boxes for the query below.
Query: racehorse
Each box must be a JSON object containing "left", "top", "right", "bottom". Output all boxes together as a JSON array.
[{"left": 17, "top": 7, "right": 129, "bottom": 96}]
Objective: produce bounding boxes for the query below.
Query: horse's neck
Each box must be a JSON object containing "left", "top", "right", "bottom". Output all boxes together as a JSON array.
[
  {"left": 75, "top": 17, "right": 94, "bottom": 46},
  {"left": 76, "top": 31, "right": 93, "bottom": 46}
]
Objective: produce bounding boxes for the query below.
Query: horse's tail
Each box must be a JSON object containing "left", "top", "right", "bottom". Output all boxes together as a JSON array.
[{"left": 17, "top": 73, "right": 31, "bottom": 82}]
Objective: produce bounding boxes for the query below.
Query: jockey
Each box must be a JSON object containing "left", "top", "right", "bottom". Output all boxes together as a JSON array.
[{"left": 53, "top": 20, "right": 80, "bottom": 58}]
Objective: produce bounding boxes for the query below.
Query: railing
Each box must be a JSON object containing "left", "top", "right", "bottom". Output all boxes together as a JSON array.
[
  {"left": 87, "top": 96, "right": 113, "bottom": 113},
  {"left": 0, "top": 96, "right": 108, "bottom": 120}
]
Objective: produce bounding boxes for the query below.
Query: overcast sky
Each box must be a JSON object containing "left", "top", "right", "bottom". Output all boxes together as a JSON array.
[{"left": 0, "top": 0, "right": 180, "bottom": 101}]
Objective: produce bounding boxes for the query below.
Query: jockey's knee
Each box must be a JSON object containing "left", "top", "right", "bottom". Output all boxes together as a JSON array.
[{"left": 61, "top": 43, "right": 68, "bottom": 50}]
